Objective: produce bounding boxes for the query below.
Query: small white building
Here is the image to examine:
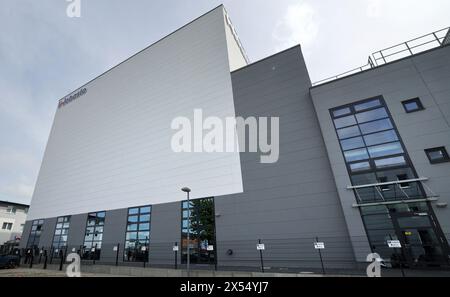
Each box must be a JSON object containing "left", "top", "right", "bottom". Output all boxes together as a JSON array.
[{"left": 0, "top": 200, "right": 29, "bottom": 246}]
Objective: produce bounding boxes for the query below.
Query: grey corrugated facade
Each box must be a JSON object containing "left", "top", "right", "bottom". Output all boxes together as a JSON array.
[{"left": 19, "top": 41, "right": 450, "bottom": 270}]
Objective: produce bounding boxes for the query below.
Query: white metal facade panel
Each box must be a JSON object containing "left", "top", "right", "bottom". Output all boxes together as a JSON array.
[{"left": 28, "top": 6, "right": 243, "bottom": 220}]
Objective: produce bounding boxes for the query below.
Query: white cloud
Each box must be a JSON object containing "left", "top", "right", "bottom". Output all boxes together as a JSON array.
[{"left": 272, "top": 1, "right": 319, "bottom": 51}]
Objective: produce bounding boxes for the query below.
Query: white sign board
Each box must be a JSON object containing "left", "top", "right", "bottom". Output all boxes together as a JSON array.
[
  {"left": 72, "top": 248, "right": 76, "bottom": 252},
  {"left": 257, "top": 244, "right": 265, "bottom": 251},
  {"left": 314, "top": 242, "right": 325, "bottom": 249},
  {"left": 387, "top": 240, "right": 401, "bottom": 248},
  {"left": 173, "top": 246, "right": 179, "bottom": 252},
  {"left": 141, "top": 246, "right": 147, "bottom": 251},
  {"left": 207, "top": 245, "right": 214, "bottom": 251},
  {"left": 113, "top": 246, "right": 118, "bottom": 251},
  {"left": 91, "top": 248, "right": 96, "bottom": 252}
]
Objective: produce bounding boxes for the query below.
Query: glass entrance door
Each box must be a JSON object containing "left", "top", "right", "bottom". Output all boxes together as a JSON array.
[{"left": 392, "top": 212, "right": 449, "bottom": 267}]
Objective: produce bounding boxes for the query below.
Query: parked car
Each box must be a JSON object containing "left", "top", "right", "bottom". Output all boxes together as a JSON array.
[{"left": 0, "top": 254, "right": 20, "bottom": 269}]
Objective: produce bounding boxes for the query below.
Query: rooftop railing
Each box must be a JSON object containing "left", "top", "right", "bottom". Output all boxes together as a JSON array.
[{"left": 312, "top": 27, "right": 450, "bottom": 86}]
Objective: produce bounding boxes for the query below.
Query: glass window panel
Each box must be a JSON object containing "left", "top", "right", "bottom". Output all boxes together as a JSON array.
[
  {"left": 126, "top": 232, "right": 137, "bottom": 240},
  {"left": 138, "top": 232, "right": 150, "bottom": 241},
  {"left": 374, "top": 156, "right": 407, "bottom": 169},
  {"left": 63, "top": 223, "right": 70, "bottom": 228},
  {"left": 351, "top": 172, "right": 377, "bottom": 186},
  {"left": 334, "top": 115, "right": 357, "bottom": 129},
  {"left": 140, "top": 206, "right": 151, "bottom": 214},
  {"left": 337, "top": 126, "right": 361, "bottom": 139},
  {"left": 364, "top": 130, "right": 398, "bottom": 146},
  {"left": 128, "top": 208, "right": 139, "bottom": 215},
  {"left": 97, "top": 212, "right": 106, "bottom": 218},
  {"left": 86, "top": 227, "right": 94, "bottom": 234},
  {"left": 128, "top": 215, "right": 139, "bottom": 223},
  {"left": 56, "top": 223, "right": 63, "bottom": 229},
  {"left": 354, "top": 99, "right": 382, "bottom": 112},
  {"left": 340, "top": 137, "right": 365, "bottom": 151},
  {"left": 94, "top": 233, "right": 103, "bottom": 241},
  {"left": 404, "top": 101, "right": 419, "bottom": 112},
  {"left": 85, "top": 234, "right": 93, "bottom": 241},
  {"left": 61, "top": 235, "right": 68, "bottom": 242},
  {"left": 139, "top": 223, "right": 150, "bottom": 231},
  {"left": 95, "top": 226, "right": 104, "bottom": 233},
  {"left": 139, "top": 214, "right": 150, "bottom": 222},
  {"left": 368, "top": 142, "right": 403, "bottom": 158},
  {"left": 363, "top": 214, "right": 395, "bottom": 230},
  {"left": 57, "top": 217, "right": 64, "bottom": 223},
  {"left": 182, "top": 220, "right": 188, "bottom": 228},
  {"left": 127, "top": 224, "right": 138, "bottom": 231},
  {"left": 84, "top": 242, "right": 92, "bottom": 249},
  {"left": 344, "top": 148, "right": 369, "bottom": 162},
  {"left": 350, "top": 161, "right": 371, "bottom": 172},
  {"left": 55, "top": 229, "right": 62, "bottom": 235},
  {"left": 355, "top": 107, "right": 388, "bottom": 123},
  {"left": 182, "top": 210, "right": 189, "bottom": 218},
  {"left": 332, "top": 107, "right": 351, "bottom": 118}
]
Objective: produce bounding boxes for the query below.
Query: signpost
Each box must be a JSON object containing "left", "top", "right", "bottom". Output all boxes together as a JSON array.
[
  {"left": 257, "top": 240, "right": 265, "bottom": 273},
  {"left": 387, "top": 240, "right": 401, "bottom": 248},
  {"left": 314, "top": 237, "right": 326, "bottom": 274},
  {"left": 388, "top": 236, "right": 405, "bottom": 277}
]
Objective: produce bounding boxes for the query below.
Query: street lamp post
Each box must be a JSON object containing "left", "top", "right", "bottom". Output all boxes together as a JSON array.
[{"left": 181, "top": 187, "right": 191, "bottom": 277}]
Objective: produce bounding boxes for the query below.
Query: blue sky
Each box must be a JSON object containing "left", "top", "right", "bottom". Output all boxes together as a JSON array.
[{"left": 1, "top": 0, "right": 449, "bottom": 205}]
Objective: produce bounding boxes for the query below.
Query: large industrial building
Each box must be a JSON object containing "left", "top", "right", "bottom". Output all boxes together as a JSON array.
[{"left": 21, "top": 5, "right": 450, "bottom": 270}]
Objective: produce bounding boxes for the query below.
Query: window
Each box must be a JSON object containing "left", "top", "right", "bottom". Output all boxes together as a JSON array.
[
  {"left": 359, "top": 118, "right": 393, "bottom": 135},
  {"left": 367, "top": 142, "right": 403, "bottom": 158},
  {"left": 425, "top": 147, "right": 450, "bottom": 164},
  {"left": 374, "top": 156, "right": 407, "bottom": 169},
  {"left": 337, "top": 126, "right": 361, "bottom": 139},
  {"left": 340, "top": 137, "right": 365, "bottom": 151},
  {"left": 82, "top": 211, "right": 106, "bottom": 260},
  {"left": 332, "top": 107, "right": 351, "bottom": 118},
  {"left": 397, "top": 174, "right": 410, "bottom": 189},
  {"left": 181, "top": 198, "right": 216, "bottom": 265},
  {"left": 349, "top": 161, "right": 371, "bottom": 173},
  {"left": 6, "top": 206, "right": 16, "bottom": 214},
  {"left": 378, "top": 177, "right": 390, "bottom": 191},
  {"left": 344, "top": 148, "right": 369, "bottom": 162},
  {"left": 27, "top": 219, "right": 44, "bottom": 249},
  {"left": 333, "top": 115, "right": 357, "bottom": 129},
  {"left": 124, "top": 206, "right": 151, "bottom": 262},
  {"left": 402, "top": 98, "right": 424, "bottom": 113},
  {"left": 52, "top": 216, "right": 70, "bottom": 251},
  {"left": 354, "top": 99, "right": 382, "bottom": 112},
  {"left": 2, "top": 222, "right": 13, "bottom": 230},
  {"left": 363, "top": 130, "right": 398, "bottom": 146},
  {"left": 330, "top": 96, "right": 423, "bottom": 204}
]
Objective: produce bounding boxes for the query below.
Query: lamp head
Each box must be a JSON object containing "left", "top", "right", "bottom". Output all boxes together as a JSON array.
[{"left": 181, "top": 187, "right": 191, "bottom": 193}]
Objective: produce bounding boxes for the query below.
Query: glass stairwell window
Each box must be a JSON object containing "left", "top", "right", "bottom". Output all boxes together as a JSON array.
[{"left": 330, "top": 96, "right": 425, "bottom": 203}]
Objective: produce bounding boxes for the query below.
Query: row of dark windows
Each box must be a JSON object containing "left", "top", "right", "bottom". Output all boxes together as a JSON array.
[{"left": 27, "top": 198, "right": 216, "bottom": 264}]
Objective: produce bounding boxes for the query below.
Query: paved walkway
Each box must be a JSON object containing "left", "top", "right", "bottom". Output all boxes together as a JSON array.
[{"left": 0, "top": 268, "right": 128, "bottom": 277}]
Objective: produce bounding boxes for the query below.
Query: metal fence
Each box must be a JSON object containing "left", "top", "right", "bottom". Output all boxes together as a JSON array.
[{"left": 6, "top": 234, "right": 450, "bottom": 276}]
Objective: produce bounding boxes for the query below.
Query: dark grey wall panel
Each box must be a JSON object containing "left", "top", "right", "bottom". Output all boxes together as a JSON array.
[
  {"left": 100, "top": 208, "right": 127, "bottom": 263},
  {"left": 148, "top": 201, "right": 181, "bottom": 265},
  {"left": 67, "top": 213, "right": 87, "bottom": 251},
  {"left": 38, "top": 217, "right": 57, "bottom": 248},
  {"left": 19, "top": 220, "right": 33, "bottom": 249},
  {"left": 215, "top": 46, "right": 355, "bottom": 269}
]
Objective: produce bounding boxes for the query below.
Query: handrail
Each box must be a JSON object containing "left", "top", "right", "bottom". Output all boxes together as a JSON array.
[{"left": 312, "top": 27, "right": 450, "bottom": 86}]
